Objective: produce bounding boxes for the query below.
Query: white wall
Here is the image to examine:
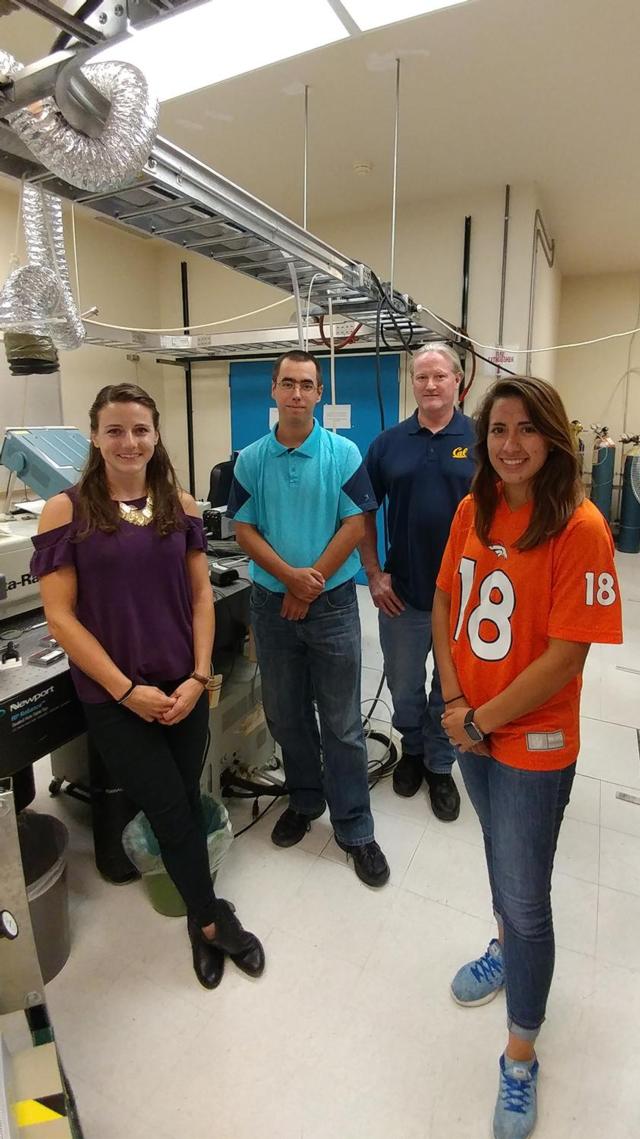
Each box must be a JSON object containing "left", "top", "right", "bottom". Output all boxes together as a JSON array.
[
  {"left": 555, "top": 271, "right": 640, "bottom": 476},
  {"left": 155, "top": 243, "right": 285, "bottom": 495},
  {"left": 319, "top": 182, "right": 560, "bottom": 403},
  {"left": 0, "top": 179, "right": 166, "bottom": 448}
]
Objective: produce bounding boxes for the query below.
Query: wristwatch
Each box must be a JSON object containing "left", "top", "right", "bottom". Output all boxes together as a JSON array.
[{"left": 463, "top": 709, "right": 485, "bottom": 744}]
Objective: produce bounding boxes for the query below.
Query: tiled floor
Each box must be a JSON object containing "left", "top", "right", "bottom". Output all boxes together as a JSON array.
[{"left": 7, "top": 555, "right": 640, "bottom": 1137}]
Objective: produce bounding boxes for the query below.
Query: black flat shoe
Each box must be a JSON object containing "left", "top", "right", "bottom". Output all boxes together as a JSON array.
[
  {"left": 211, "top": 899, "right": 265, "bottom": 978},
  {"left": 187, "top": 916, "right": 225, "bottom": 990}
]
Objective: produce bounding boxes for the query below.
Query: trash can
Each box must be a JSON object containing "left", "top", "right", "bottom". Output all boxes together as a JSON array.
[
  {"left": 122, "top": 796, "right": 233, "bottom": 918},
  {"left": 17, "top": 810, "right": 70, "bottom": 984}
]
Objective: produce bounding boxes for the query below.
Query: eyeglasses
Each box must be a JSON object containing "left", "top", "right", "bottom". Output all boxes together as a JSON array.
[
  {"left": 277, "top": 379, "right": 317, "bottom": 393},
  {"left": 413, "top": 372, "right": 456, "bottom": 386}
]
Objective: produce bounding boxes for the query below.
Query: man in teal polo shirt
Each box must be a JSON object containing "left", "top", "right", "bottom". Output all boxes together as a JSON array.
[{"left": 227, "top": 350, "right": 389, "bottom": 888}]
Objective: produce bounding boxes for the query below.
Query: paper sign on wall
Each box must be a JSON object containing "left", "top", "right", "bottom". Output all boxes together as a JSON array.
[
  {"left": 323, "top": 404, "right": 351, "bottom": 429},
  {"left": 268, "top": 407, "right": 279, "bottom": 429}
]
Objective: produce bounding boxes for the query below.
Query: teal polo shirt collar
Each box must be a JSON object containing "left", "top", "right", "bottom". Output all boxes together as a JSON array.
[
  {"left": 267, "top": 418, "right": 321, "bottom": 457},
  {"left": 408, "top": 407, "right": 467, "bottom": 437}
]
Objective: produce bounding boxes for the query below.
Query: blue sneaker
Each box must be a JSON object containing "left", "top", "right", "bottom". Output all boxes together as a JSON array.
[
  {"left": 493, "top": 1053, "right": 538, "bottom": 1138},
  {"left": 450, "top": 938, "right": 505, "bottom": 1006}
]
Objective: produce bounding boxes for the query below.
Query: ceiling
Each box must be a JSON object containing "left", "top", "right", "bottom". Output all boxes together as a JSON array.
[{"left": 2, "top": 0, "right": 640, "bottom": 276}]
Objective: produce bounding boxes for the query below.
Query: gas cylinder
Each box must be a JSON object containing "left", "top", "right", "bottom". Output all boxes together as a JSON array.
[
  {"left": 617, "top": 433, "right": 640, "bottom": 553},
  {"left": 570, "top": 420, "right": 585, "bottom": 475},
  {"left": 589, "top": 425, "right": 616, "bottom": 522}
]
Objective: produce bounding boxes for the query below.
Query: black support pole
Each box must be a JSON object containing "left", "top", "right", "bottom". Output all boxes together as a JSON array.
[
  {"left": 459, "top": 215, "right": 472, "bottom": 408},
  {"left": 180, "top": 261, "right": 196, "bottom": 496},
  {"left": 461, "top": 215, "right": 472, "bottom": 334}
]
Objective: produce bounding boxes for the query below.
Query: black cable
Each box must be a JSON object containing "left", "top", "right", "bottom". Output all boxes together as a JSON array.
[
  {"left": 222, "top": 772, "right": 287, "bottom": 798},
  {"left": 232, "top": 795, "right": 279, "bottom": 838},
  {"left": 364, "top": 727, "right": 399, "bottom": 797},
  {"left": 374, "top": 291, "right": 386, "bottom": 432},
  {"left": 422, "top": 303, "right": 520, "bottom": 380}
]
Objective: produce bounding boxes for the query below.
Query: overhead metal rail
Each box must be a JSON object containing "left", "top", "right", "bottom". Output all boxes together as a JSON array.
[
  {"left": 11, "top": 134, "right": 425, "bottom": 330},
  {"left": 81, "top": 316, "right": 443, "bottom": 359},
  {"left": 0, "top": 1, "right": 452, "bottom": 351}
]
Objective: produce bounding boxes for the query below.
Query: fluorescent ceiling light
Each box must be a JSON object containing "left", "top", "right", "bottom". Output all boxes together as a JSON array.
[
  {"left": 341, "top": 0, "right": 472, "bottom": 32},
  {"left": 97, "top": 0, "right": 349, "bottom": 103}
]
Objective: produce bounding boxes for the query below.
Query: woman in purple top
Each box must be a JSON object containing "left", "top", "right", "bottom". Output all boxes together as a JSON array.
[{"left": 31, "top": 382, "right": 264, "bottom": 990}]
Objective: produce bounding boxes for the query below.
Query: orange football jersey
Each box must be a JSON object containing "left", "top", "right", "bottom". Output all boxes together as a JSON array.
[{"left": 436, "top": 492, "right": 623, "bottom": 770}]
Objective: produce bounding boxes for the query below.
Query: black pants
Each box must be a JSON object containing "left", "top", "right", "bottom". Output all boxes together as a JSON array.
[{"left": 83, "top": 688, "right": 216, "bottom": 926}]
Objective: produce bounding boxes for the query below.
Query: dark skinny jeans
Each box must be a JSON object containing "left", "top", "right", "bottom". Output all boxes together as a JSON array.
[{"left": 83, "top": 686, "right": 216, "bottom": 927}]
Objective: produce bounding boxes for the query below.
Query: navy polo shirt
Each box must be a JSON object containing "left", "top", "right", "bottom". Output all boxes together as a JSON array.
[
  {"left": 227, "top": 419, "right": 377, "bottom": 592},
  {"left": 364, "top": 408, "right": 475, "bottom": 611}
]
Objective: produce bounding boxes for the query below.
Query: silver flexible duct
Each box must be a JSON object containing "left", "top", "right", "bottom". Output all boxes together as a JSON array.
[
  {"left": 0, "top": 185, "right": 84, "bottom": 349},
  {"left": 0, "top": 51, "right": 158, "bottom": 194},
  {"left": 21, "top": 184, "right": 85, "bottom": 349},
  {"left": 0, "top": 46, "right": 158, "bottom": 347},
  {"left": 0, "top": 264, "right": 62, "bottom": 338}
]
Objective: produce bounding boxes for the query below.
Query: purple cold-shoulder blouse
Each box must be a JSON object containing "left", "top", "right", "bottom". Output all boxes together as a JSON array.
[{"left": 30, "top": 487, "right": 207, "bottom": 702}]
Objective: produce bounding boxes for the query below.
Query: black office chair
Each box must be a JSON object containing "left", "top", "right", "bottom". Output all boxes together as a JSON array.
[{"left": 207, "top": 457, "right": 236, "bottom": 508}]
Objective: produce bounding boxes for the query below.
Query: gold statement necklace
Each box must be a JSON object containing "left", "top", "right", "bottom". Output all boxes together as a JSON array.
[{"left": 118, "top": 492, "right": 154, "bottom": 527}]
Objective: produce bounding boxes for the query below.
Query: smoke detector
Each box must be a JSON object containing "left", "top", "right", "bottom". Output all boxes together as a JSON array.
[{"left": 353, "top": 161, "right": 373, "bottom": 176}]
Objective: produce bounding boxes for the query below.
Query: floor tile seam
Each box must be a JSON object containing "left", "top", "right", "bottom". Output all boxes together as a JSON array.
[
  {"left": 314, "top": 833, "right": 335, "bottom": 856},
  {"left": 580, "top": 713, "right": 640, "bottom": 732},
  {"left": 578, "top": 772, "right": 640, "bottom": 791},
  {"left": 593, "top": 947, "right": 640, "bottom": 975},
  {"left": 595, "top": 786, "right": 604, "bottom": 954},
  {"left": 369, "top": 800, "right": 429, "bottom": 834},
  {"left": 561, "top": 815, "right": 600, "bottom": 837},
  {"left": 595, "top": 880, "right": 640, "bottom": 903},
  {"left": 420, "top": 818, "right": 490, "bottom": 851},
  {"left": 268, "top": 917, "right": 367, "bottom": 970},
  {"left": 62, "top": 971, "right": 211, "bottom": 1037},
  {"left": 553, "top": 866, "right": 600, "bottom": 887},
  {"left": 276, "top": 842, "right": 347, "bottom": 903},
  {"left": 398, "top": 882, "right": 491, "bottom": 924},
  {"left": 397, "top": 832, "right": 427, "bottom": 888},
  {"left": 596, "top": 819, "right": 640, "bottom": 839},
  {"left": 239, "top": 827, "right": 331, "bottom": 859}
]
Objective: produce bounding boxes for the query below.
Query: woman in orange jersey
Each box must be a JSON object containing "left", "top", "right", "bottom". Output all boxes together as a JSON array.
[{"left": 432, "top": 377, "right": 622, "bottom": 1139}]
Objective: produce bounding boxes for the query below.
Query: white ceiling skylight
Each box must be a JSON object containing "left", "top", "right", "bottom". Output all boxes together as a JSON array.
[
  {"left": 95, "top": 0, "right": 473, "bottom": 103},
  {"left": 96, "top": 0, "right": 350, "bottom": 103}
]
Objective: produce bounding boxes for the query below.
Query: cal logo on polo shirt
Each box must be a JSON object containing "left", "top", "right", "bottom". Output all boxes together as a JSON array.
[{"left": 452, "top": 446, "right": 468, "bottom": 459}]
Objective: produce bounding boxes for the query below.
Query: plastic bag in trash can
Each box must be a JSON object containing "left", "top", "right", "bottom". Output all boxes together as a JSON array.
[{"left": 122, "top": 795, "right": 233, "bottom": 877}]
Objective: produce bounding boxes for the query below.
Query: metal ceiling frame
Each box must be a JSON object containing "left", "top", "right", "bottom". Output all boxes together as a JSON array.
[
  {"left": 0, "top": 3, "right": 451, "bottom": 348},
  {"left": 0, "top": 1, "right": 456, "bottom": 494}
]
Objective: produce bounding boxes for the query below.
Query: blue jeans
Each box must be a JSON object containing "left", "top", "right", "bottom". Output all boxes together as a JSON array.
[
  {"left": 378, "top": 604, "right": 456, "bottom": 774},
  {"left": 457, "top": 751, "right": 576, "bottom": 1039},
  {"left": 250, "top": 579, "right": 374, "bottom": 847}
]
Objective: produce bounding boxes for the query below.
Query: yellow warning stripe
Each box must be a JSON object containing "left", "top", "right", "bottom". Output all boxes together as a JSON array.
[{"left": 14, "top": 1098, "right": 64, "bottom": 1126}]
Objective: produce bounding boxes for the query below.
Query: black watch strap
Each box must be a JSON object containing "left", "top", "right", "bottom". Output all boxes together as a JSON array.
[{"left": 463, "top": 708, "right": 485, "bottom": 743}]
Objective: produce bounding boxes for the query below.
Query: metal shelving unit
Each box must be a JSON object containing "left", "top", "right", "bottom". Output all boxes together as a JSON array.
[{"left": 81, "top": 317, "right": 442, "bottom": 360}]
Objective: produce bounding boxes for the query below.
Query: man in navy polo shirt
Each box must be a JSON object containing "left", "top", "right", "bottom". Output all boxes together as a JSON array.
[
  {"left": 361, "top": 345, "right": 475, "bottom": 819},
  {"left": 227, "top": 350, "right": 389, "bottom": 888}
]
